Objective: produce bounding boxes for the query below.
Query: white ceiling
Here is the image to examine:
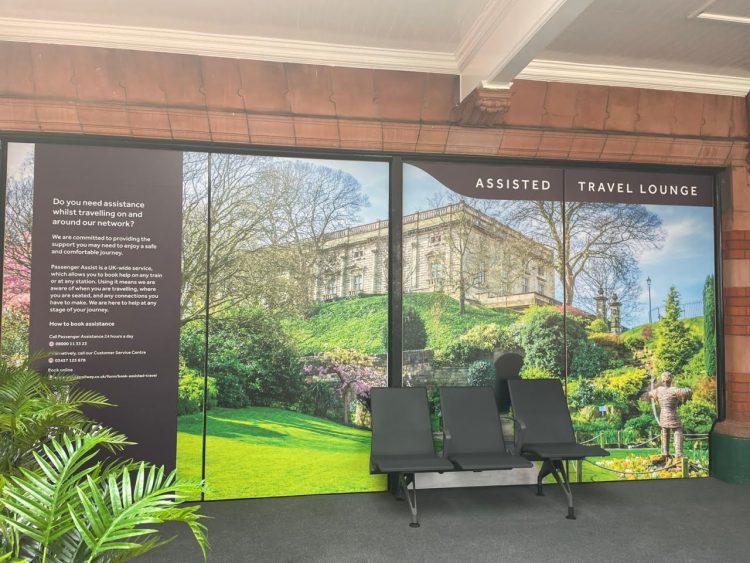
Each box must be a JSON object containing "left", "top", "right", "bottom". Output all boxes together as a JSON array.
[
  {"left": 537, "top": 0, "right": 750, "bottom": 78},
  {"left": 0, "top": 0, "right": 490, "bottom": 52},
  {"left": 1, "top": 0, "right": 749, "bottom": 97}
]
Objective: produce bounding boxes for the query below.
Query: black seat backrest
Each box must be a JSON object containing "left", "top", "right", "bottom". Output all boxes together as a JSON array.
[
  {"left": 507, "top": 379, "right": 575, "bottom": 445},
  {"left": 370, "top": 387, "right": 436, "bottom": 457},
  {"left": 439, "top": 386, "right": 506, "bottom": 457}
]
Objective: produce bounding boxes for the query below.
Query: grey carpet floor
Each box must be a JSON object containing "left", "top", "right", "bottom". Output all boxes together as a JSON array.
[{"left": 139, "top": 478, "right": 750, "bottom": 563}]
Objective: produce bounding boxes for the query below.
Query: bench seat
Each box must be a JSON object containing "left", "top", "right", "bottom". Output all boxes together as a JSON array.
[
  {"left": 448, "top": 451, "right": 532, "bottom": 471},
  {"left": 371, "top": 454, "right": 453, "bottom": 474},
  {"left": 522, "top": 442, "right": 608, "bottom": 460}
]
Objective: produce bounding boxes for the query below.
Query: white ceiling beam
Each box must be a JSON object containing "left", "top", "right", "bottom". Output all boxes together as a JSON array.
[{"left": 456, "top": 0, "right": 594, "bottom": 100}]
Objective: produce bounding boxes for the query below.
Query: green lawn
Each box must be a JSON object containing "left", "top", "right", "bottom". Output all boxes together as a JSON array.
[
  {"left": 283, "top": 292, "right": 518, "bottom": 355},
  {"left": 176, "top": 411, "right": 708, "bottom": 500},
  {"left": 176, "top": 406, "right": 386, "bottom": 500}
]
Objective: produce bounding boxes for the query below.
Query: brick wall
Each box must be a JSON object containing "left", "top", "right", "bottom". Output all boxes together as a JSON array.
[
  {"left": 1, "top": 40, "right": 750, "bottom": 437},
  {"left": 0, "top": 42, "right": 747, "bottom": 164},
  {"left": 723, "top": 230, "right": 750, "bottom": 427}
]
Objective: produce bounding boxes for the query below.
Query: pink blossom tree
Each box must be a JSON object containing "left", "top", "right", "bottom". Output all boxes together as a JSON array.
[{"left": 304, "top": 349, "right": 384, "bottom": 425}]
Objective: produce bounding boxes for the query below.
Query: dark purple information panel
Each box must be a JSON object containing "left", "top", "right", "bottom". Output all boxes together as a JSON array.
[{"left": 29, "top": 144, "right": 182, "bottom": 470}]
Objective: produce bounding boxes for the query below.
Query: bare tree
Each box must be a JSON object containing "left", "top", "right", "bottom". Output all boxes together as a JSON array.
[
  {"left": 179, "top": 155, "right": 369, "bottom": 321},
  {"left": 180, "top": 152, "right": 270, "bottom": 323},
  {"left": 253, "top": 160, "right": 368, "bottom": 312},
  {"left": 426, "top": 193, "right": 538, "bottom": 315},
  {"left": 2, "top": 156, "right": 34, "bottom": 307},
  {"left": 498, "top": 201, "right": 663, "bottom": 307},
  {"left": 577, "top": 252, "right": 642, "bottom": 323},
  {"left": 425, "top": 194, "right": 486, "bottom": 314}
]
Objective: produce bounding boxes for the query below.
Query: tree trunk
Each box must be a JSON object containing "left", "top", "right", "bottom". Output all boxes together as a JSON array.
[
  {"left": 564, "top": 272, "right": 576, "bottom": 305},
  {"left": 342, "top": 387, "right": 352, "bottom": 425}
]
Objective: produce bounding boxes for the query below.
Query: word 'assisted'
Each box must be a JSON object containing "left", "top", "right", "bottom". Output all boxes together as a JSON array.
[{"left": 475, "top": 178, "right": 551, "bottom": 190}]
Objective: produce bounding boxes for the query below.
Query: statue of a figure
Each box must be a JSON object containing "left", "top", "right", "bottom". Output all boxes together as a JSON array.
[{"left": 645, "top": 371, "right": 692, "bottom": 458}]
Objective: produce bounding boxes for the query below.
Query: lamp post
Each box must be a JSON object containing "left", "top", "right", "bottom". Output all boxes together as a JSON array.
[{"left": 647, "top": 276, "right": 652, "bottom": 324}]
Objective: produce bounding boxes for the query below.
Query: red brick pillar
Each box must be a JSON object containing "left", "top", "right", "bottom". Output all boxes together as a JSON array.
[{"left": 712, "top": 160, "right": 750, "bottom": 484}]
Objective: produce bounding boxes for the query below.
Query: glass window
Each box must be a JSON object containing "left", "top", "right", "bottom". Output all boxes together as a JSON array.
[
  {"left": 521, "top": 276, "right": 530, "bottom": 293},
  {"left": 430, "top": 261, "right": 443, "bottom": 283},
  {"left": 351, "top": 273, "right": 363, "bottom": 293},
  {"left": 198, "top": 155, "right": 388, "bottom": 499}
]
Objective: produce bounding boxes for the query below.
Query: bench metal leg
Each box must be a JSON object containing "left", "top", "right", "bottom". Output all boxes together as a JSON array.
[
  {"left": 549, "top": 460, "right": 576, "bottom": 520},
  {"left": 536, "top": 459, "right": 553, "bottom": 496},
  {"left": 398, "top": 472, "right": 420, "bottom": 528},
  {"left": 388, "top": 474, "right": 402, "bottom": 498},
  {"left": 394, "top": 477, "right": 405, "bottom": 501}
]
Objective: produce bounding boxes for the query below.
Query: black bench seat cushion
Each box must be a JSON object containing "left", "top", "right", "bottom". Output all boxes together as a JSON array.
[
  {"left": 370, "top": 387, "right": 452, "bottom": 474},
  {"left": 449, "top": 452, "right": 532, "bottom": 471},
  {"left": 508, "top": 379, "right": 611, "bottom": 461},
  {"left": 439, "top": 387, "right": 533, "bottom": 471},
  {"left": 371, "top": 454, "right": 454, "bottom": 474},
  {"left": 522, "top": 442, "right": 609, "bottom": 460}
]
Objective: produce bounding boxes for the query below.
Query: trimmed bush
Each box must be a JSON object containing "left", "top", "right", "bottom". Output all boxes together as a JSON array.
[
  {"left": 623, "top": 333, "right": 645, "bottom": 351},
  {"left": 402, "top": 307, "right": 427, "bottom": 350},
  {"left": 519, "top": 365, "right": 555, "bottom": 379},
  {"left": 178, "top": 373, "right": 218, "bottom": 415},
  {"left": 654, "top": 286, "right": 701, "bottom": 374},
  {"left": 693, "top": 375, "right": 717, "bottom": 408},
  {"left": 587, "top": 333, "right": 631, "bottom": 370},
  {"left": 568, "top": 378, "right": 595, "bottom": 409},
  {"left": 588, "top": 318, "right": 609, "bottom": 333},
  {"left": 623, "top": 413, "right": 659, "bottom": 438},
  {"left": 678, "top": 400, "right": 715, "bottom": 434},
  {"left": 215, "top": 373, "right": 249, "bottom": 408},
  {"left": 467, "top": 360, "right": 495, "bottom": 387},
  {"left": 461, "top": 323, "right": 513, "bottom": 352},
  {"left": 591, "top": 366, "right": 648, "bottom": 409},
  {"left": 441, "top": 323, "right": 513, "bottom": 366},
  {"left": 441, "top": 339, "right": 479, "bottom": 365},
  {"left": 206, "top": 306, "right": 303, "bottom": 408},
  {"left": 703, "top": 275, "right": 716, "bottom": 376},
  {"left": 570, "top": 339, "right": 609, "bottom": 379},
  {"left": 512, "top": 306, "right": 586, "bottom": 377}
]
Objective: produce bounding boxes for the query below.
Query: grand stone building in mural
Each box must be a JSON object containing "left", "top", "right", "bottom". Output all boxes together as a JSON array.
[{"left": 315, "top": 202, "right": 557, "bottom": 310}]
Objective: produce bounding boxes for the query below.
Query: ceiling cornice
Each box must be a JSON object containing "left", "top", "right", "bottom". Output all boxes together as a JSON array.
[
  {"left": 517, "top": 59, "right": 750, "bottom": 97},
  {"left": 1, "top": 16, "right": 749, "bottom": 97},
  {"left": 0, "top": 17, "right": 458, "bottom": 74}
]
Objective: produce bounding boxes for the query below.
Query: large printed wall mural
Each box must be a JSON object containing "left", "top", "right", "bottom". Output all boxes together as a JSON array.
[
  {"left": 1, "top": 143, "right": 717, "bottom": 500},
  {"left": 403, "top": 161, "right": 716, "bottom": 485}
]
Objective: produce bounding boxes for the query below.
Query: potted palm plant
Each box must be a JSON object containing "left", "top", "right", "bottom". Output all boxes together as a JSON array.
[{"left": 0, "top": 358, "right": 207, "bottom": 562}]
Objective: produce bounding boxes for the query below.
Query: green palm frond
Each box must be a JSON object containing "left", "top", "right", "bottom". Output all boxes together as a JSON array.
[
  {"left": 71, "top": 463, "right": 206, "bottom": 560},
  {"left": 0, "top": 358, "right": 115, "bottom": 475},
  {"left": 0, "top": 359, "right": 207, "bottom": 562},
  {"left": 104, "top": 535, "right": 174, "bottom": 563},
  {"left": 1, "top": 430, "right": 129, "bottom": 551},
  {"left": 64, "top": 388, "right": 112, "bottom": 409}
]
